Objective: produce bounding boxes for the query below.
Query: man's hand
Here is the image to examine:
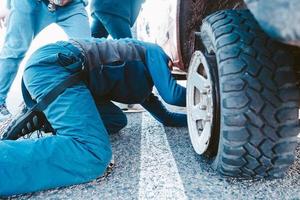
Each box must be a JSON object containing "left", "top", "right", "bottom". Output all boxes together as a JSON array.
[
  {"left": 168, "top": 60, "right": 174, "bottom": 71},
  {"left": 50, "top": 0, "right": 73, "bottom": 6},
  {"left": 0, "top": 7, "right": 10, "bottom": 29}
]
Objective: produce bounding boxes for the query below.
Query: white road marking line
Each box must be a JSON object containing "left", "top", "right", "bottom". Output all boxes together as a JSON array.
[{"left": 138, "top": 112, "right": 188, "bottom": 200}]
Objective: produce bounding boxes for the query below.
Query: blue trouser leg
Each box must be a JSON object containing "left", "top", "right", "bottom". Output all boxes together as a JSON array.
[
  {"left": 34, "top": 2, "right": 91, "bottom": 38},
  {"left": 93, "top": 12, "right": 132, "bottom": 39},
  {"left": 144, "top": 43, "right": 186, "bottom": 106},
  {"left": 0, "top": 1, "right": 90, "bottom": 105},
  {"left": 33, "top": 2, "right": 58, "bottom": 35},
  {"left": 0, "top": 1, "right": 37, "bottom": 104},
  {"left": 91, "top": 13, "right": 109, "bottom": 38},
  {"left": 0, "top": 46, "right": 112, "bottom": 196},
  {"left": 96, "top": 101, "right": 127, "bottom": 134},
  {"left": 56, "top": 2, "right": 91, "bottom": 38}
]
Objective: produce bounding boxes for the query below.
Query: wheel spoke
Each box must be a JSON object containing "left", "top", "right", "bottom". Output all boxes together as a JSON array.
[
  {"left": 191, "top": 105, "right": 207, "bottom": 121},
  {"left": 201, "top": 122, "right": 211, "bottom": 142},
  {"left": 189, "top": 72, "right": 207, "bottom": 91}
]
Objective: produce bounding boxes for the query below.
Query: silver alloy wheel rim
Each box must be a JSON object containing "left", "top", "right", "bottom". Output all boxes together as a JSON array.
[{"left": 187, "top": 51, "right": 214, "bottom": 155}]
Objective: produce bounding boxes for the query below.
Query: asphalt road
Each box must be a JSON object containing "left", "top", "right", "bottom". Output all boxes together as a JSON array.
[{"left": 8, "top": 111, "right": 300, "bottom": 200}]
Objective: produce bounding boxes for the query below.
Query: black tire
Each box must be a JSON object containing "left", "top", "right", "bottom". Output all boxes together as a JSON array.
[{"left": 200, "top": 9, "right": 300, "bottom": 178}]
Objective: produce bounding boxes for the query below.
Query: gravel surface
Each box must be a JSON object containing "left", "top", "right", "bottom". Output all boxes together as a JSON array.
[{"left": 4, "top": 111, "right": 299, "bottom": 200}]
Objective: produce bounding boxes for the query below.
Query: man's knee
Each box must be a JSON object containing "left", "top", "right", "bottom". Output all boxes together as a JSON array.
[
  {"left": 90, "top": 140, "right": 113, "bottom": 173},
  {"left": 76, "top": 137, "right": 113, "bottom": 176},
  {"left": 117, "top": 112, "right": 128, "bottom": 131},
  {"left": 105, "top": 112, "right": 127, "bottom": 134}
]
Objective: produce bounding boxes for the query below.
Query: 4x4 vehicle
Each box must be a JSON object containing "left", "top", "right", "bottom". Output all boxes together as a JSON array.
[
  {"left": 1, "top": 0, "right": 299, "bottom": 180},
  {"left": 137, "top": 0, "right": 300, "bottom": 178}
]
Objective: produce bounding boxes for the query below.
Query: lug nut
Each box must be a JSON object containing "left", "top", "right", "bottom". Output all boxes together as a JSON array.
[
  {"left": 204, "top": 83, "right": 211, "bottom": 89},
  {"left": 199, "top": 105, "right": 207, "bottom": 110},
  {"left": 200, "top": 90, "right": 208, "bottom": 95}
]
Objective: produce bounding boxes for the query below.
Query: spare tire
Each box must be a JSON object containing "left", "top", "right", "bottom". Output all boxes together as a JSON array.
[{"left": 187, "top": 9, "right": 300, "bottom": 178}]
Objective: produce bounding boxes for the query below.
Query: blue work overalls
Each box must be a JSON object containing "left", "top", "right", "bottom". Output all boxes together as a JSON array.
[
  {"left": 90, "top": 0, "right": 144, "bottom": 38},
  {"left": 0, "top": 38, "right": 186, "bottom": 196},
  {"left": 0, "top": 0, "right": 91, "bottom": 105}
]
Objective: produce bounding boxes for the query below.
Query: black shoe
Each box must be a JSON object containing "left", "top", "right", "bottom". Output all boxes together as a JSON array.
[{"left": 1, "top": 109, "right": 54, "bottom": 140}]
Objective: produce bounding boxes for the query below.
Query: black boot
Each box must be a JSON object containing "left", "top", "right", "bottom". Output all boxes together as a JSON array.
[{"left": 1, "top": 109, "right": 55, "bottom": 140}]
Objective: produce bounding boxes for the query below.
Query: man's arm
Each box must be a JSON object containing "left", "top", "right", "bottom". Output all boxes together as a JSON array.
[
  {"left": 141, "top": 93, "right": 187, "bottom": 127},
  {"left": 144, "top": 44, "right": 186, "bottom": 107}
]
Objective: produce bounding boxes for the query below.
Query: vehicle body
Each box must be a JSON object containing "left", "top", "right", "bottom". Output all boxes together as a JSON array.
[
  {"left": 137, "top": 0, "right": 245, "bottom": 70},
  {"left": 245, "top": 0, "right": 300, "bottom": 47},
  {"left": 137, "top": 0, "right": 300, "bottom": 178}
]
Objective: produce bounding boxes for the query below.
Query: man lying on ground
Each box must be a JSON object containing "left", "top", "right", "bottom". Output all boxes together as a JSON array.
[{"left": 0, "top": 38, "right": 187, "bottom": 196}]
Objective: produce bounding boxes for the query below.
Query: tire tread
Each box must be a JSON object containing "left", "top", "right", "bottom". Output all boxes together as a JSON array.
[{"left": 201, "top": 9, "right": 300, "bottom": 178}]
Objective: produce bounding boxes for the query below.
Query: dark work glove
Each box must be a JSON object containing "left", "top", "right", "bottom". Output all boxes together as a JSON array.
[{"left": 141, "top": 93, "right": 187, "bottom": 127}]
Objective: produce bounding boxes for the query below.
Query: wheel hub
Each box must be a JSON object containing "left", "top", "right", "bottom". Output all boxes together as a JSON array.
[{"left": 187, "top": 51, "right": 215, "bottom": 154}]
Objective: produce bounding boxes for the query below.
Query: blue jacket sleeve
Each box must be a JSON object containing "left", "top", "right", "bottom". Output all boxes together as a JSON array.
[{"left": 141, "top": 93, "right": 187, "bottom": 127}]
